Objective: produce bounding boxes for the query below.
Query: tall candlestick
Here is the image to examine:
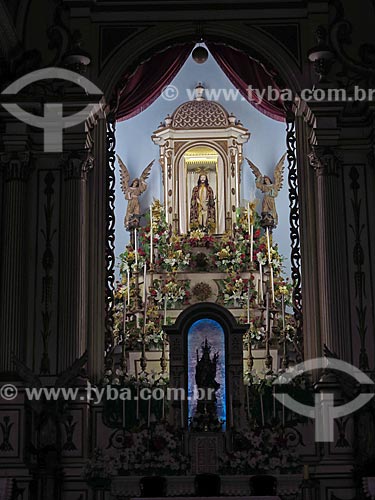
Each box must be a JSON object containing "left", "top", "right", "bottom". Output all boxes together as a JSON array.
[
  {"left": 150, "top": 205, "right": 153, "bottom": 264},
  {"left": 250, "top": 224, "right": 254, "bottom": 262},
  {"left": 247, "top": 286, "right": 250, "bottom": 323},
  {"left": 247, "top": 202, "right": 251, "bottom": 235},
  {"left": 259, "top": 264, "right": 263, "bottom": 302},
  {"left": 134, "top": 228, "right": 138, "bottom": 266},
  {"left": 270, "top": 266, "right": 275, "bottom": 303},
  {"left": 143, "top": 264, "right": 147, "bottom": 303},
  {"left": 266, "top": 227, "right": 271, "bottom": 263},
  {"left": 266, "top": 292, "right": 270, "bottom": 333},
  {"left": 127, "top": 269, "right": 130, "bottom": 305}
]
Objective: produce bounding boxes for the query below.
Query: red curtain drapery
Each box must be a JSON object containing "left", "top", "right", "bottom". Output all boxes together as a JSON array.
[
  {"left": 114, "top": 42, "right": 286, "bottom": 122},
  {"left": 206, "top": 42, "right": 286, "bottom": 122},
  {"left": 115, "top": 43, "right": 195, "bottom": 122}
]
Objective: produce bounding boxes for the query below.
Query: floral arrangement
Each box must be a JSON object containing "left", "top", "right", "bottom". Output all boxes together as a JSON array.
[
  {"left": 150, "top": 277, "right": 191, "bottom": 306},
  {"left": 214, "top": 238, "right": 247, "bottom": 272},
  {"left": 120, "top": 246, "right": 147, "bottom": 273},
  {"left": 83, "top": 448, "right": 114, "bottom": 482},
  {"left": 84, "top": 424, "right": 189, "bottom": 477},
  {"left": 220, "top": 273, "right": 255, "bottom": 305},
  {"left": 219, "top": 425, "right": 301, "bottom": 475},
  {"left": 161, "top": 246, "right": 191, "bottom": 272},
  {"left": 187, "top": 229, "right": 215, "bottom": 248}
]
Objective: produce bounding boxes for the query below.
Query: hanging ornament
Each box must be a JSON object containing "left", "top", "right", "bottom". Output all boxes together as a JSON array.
[{"left": 192, "top": 45, "right": 209, "bottom": 64}]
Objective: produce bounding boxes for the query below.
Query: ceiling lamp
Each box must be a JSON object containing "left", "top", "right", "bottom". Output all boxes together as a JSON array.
[{"left": 192, "top": 46, "right": 209, "bottom": 64}]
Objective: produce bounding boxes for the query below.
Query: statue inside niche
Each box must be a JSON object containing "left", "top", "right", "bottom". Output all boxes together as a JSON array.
[
  {"left": 190, "top": 173, "right": 216, "bottom": 233},
  {"left": 117, "top": 154, "right": 154, "bottom": 229},
  {"left": 246, "top": 153, "right": 286, "bottom": 227},
  {"left": 195, "top": 338, "right": 220, "bottom": 415}
]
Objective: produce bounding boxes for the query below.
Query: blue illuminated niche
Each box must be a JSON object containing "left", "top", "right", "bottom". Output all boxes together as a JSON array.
[{"left": 187, "top": 318, "right": 226, "bottom": 430}]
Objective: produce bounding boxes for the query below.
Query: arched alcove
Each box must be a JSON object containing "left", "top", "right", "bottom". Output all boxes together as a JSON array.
[
  {"left": 165, "top": 303, "right": 248, "bottom": 430},
  {"left": 92, "top": 26, "right": 308, "bottom": 382}
]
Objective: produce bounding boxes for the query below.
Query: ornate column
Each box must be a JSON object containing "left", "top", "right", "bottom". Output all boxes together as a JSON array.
[
  {"left": 58, "top": 150, "right": 93, "bottom": 372},
  {"left": 87, "top": 117, "right": 106, "bottom": 381},
  {"left": 308, "top": 147, "right": 351, "bottom": 362},
  {"left": 0, "top": 151, "right": 32, "bottom": 373}
]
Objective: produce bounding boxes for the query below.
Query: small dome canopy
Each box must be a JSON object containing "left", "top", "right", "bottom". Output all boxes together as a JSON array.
[{"left": 171, "top": 83, "right": 230, "bottom": 129}]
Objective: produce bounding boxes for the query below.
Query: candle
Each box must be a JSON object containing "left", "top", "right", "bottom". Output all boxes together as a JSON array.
[
  {"left": 260, "top": 393, "right": 265, "bottom": 426},
  {"left": 270, "top": 266, "right": 275, "bottom": 303},
  {"left": 250, "top": 224, "right": 254, "bottom": 262},
  {"left": 164, "top": 297, "right": 167, "bottom": 325},
  {"left": 127, "top": 268, "right": 130, "bottom": 305},
  {"left": 123, "top": 294, "right": 127, "bottom": 339},
  {"left": 247, "top": 287, "right": 250, "bottom": 324},
  {"left": 143, "top": 264, "right": 147, "bottom": 303},
  {"left": 150, "top": 205, "right": 153, "bottom": 264},
  {"left": 134, "top": 228, "right": 138, "bottom": 266},
  {"left": 266, "top": 227, "right": 271, "bottom": 263},
  {"left": 247, "top": 202, "right": 251, "bottom": 235}
]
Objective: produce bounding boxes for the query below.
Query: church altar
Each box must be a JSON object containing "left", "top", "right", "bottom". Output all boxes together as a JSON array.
[{"left": 87, "top": 84, "right": 307, "bottom": 496}]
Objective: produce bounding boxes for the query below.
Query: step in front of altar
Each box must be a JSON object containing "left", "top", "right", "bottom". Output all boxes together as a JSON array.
[{"left": 111, "top": 474, "right": 302, "bottom": 498}]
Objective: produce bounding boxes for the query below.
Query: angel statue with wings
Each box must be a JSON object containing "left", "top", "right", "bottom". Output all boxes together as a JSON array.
[
  {"left": 246, "top": 152, "right": 286, "bottom": 227},
  {"left": 117, "top": 154, "right": 154, "bottom": 229}
]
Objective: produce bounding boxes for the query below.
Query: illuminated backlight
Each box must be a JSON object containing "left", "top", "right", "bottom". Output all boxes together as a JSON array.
[{"left": 187, "top": 318, "right": 226, "bottom": 430}]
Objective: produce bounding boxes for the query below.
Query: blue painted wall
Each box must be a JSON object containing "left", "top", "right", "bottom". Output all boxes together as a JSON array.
[{"left": 114, "top": 48, "right": 290, "bottom": 277}]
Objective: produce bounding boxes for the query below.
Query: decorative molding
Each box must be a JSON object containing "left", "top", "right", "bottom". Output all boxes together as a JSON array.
[
  {"left": 0, "top": 151, "right": 32, "bottom": 181},
  {"left": 39, "top": 172, "right": 56, "bottom": 375},
  {"left": 0, "top": 416, "right": 14, "bottom": 452},
  {"left": 308, "top": 147, "right": 341, "bottom": 177},
  {"left": 349, "top": 167, "right": 369, "bottom": 370},
  {"left": 62, "top": 150, "right": 94, "bottom": 181},
  {"left": 105, "top": 115, "right": 117, "bottom": 357},
  {"left": 62, "top": 415, "right": 78, "bottom": 451},
  {"left": 286, "top": 110, "right": 303, "bottom": 360}
]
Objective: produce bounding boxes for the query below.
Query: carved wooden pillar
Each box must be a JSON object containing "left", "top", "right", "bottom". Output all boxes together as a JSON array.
[
  {"left": 87, "top": 117, "right": 106, "bottom": 381},
  {"left": 58, "top": 150, "right": 93, "bottom": 372},
  {"left": 308, "top": 147, "right": 351, "bottom": 362},
  {"left": 0, "top": 151, "right": 32, "bottom": 372}
]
